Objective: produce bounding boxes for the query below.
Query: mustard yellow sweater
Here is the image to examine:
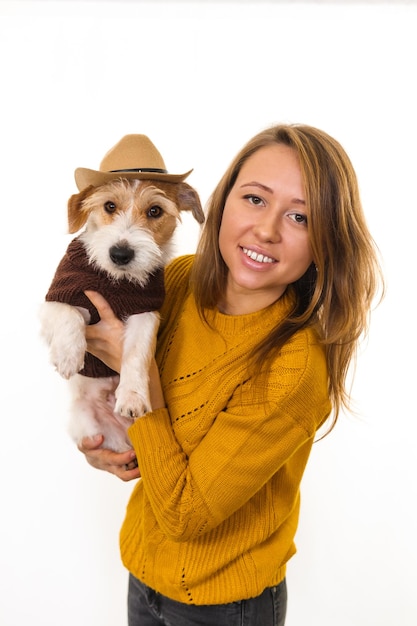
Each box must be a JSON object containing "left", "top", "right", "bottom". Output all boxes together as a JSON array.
[{"left": 120, "top": 255, "right": 331, "bottom": 605}]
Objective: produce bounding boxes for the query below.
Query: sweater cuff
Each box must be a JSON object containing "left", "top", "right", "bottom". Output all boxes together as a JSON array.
[{"left": 128, "top": 408, "right": 175, "bottom": 456}]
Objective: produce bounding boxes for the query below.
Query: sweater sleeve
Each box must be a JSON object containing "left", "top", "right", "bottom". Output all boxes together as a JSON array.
[{"left": 127, "top": 332, "right": 331, "bottom": 542}]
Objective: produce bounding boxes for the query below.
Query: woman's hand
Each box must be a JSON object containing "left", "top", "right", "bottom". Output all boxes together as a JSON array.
[
  {"left": 78, "top": 435, "right": 141, "bottom": 482},
  {"left": 84, "top": 290, "right": 124, "bottom": 373}
]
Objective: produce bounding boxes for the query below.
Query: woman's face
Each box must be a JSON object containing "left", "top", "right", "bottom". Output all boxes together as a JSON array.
[{"left": 218, "top": 143, "right": 313, "bottom": 315}]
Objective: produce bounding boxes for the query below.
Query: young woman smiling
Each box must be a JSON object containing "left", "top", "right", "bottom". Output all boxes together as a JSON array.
[{"left": 80, "top": 124, "right": 383, "bottom": 626}]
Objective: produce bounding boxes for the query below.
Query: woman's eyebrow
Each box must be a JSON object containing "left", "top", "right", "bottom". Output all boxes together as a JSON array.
[
  {"left": 240, "top": 181, "right": 274, "bottom": 193},
  {"left": 240, "top": 181, "right": 305, "bottom": 205}
]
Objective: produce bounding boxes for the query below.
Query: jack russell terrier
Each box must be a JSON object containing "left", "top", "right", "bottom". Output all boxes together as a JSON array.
[{"left": 40, "top": 134, "right": 204, "bottom": 452}]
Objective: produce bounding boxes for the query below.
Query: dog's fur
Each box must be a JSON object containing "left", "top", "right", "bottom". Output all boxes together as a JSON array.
[{"left": 40, "top": 178, "right": 204, "bottom": 452}]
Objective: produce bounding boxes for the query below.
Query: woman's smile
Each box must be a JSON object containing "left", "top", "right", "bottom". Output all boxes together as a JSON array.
[{"left": 240, "top": 246, "right": 277, "bottom": 265}]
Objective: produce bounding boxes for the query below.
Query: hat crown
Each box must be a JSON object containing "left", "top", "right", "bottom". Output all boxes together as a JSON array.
[
  {"left": 100, "top": 134, "right": 166, "bottom": 173},
  {"left": 74, "top": 133, "right": 192, "bottom": 191}
]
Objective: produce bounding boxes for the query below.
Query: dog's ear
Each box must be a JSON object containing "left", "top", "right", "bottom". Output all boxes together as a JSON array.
[
  {"left": 176, "top": 183, "right": 205, "bottom": 224},
  {"left": 67, "top": 185, "right": 96, "bottom": 233}
]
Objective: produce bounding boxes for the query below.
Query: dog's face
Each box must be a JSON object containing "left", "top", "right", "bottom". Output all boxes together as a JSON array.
[{"left": 67, "top": 178, "right": 204, "bottom": 285}]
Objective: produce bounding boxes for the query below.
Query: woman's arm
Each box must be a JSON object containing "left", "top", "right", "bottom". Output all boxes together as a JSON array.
[{"left": 128, "top": 337, "right": 331, "bottom": 541}]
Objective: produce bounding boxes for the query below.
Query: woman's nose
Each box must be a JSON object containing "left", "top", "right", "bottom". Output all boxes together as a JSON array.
[{"left": 253, "top": 212, "right": 281, "bottom": 242}]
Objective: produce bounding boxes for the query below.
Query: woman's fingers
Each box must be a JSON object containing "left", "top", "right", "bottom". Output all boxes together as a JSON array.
[
  {"left": 83, "top": 291, "right": 124, "bottom": 371},
  {"left": 80, "top": 434, "right": 105, "bottom": 450},
  {"left": 78, "top": 436, "right": 141, "bottom": 482},
  {"left": 84, "top": 290, "right": 116, "bottom": 321}
]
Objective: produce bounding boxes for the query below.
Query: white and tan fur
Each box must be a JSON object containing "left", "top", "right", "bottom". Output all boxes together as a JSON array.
[{"left": 40, "top": 178, "right": 203, "bottom": 452}]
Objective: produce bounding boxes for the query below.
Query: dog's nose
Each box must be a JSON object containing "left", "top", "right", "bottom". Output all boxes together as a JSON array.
[{"left": 109, "top": 244, "right": 135, "bottom": 266}]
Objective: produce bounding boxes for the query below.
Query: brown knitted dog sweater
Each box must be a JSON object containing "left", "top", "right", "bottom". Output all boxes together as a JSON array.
[{"left": 45, "top": 237, "right": 165, "bottom": 378}]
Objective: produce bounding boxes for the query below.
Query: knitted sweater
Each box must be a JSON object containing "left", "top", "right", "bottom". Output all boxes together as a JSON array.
[
  {"left": 120, "top": 255, "right": 331, "bottom": 605},
  {"left": 45, "top": 237, "right": 165, "bottom": 378}
]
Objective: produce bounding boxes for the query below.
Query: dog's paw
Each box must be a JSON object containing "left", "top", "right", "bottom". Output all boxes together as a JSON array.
[
  {"left": 115, "top": 386, "right": 151, "bottom": 419},
  {"left": 51, "top": 343, "right": 86, "bottom": 379},
  {"left": 40, "top": 303, "right": 88, "bottom": 379}
]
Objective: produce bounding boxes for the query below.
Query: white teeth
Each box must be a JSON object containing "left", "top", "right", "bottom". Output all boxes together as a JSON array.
[{"left": 242, "top": 247, "right": 275, "bottom": 264}]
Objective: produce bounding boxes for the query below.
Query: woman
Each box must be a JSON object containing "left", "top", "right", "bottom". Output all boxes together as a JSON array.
[{"left": 81, "top": 124, "right": 383, "bottom": 625}]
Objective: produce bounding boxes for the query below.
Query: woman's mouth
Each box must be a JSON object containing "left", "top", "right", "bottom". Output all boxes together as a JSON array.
[{"left": 241, "top": 247, "right": 276, "bottom": 264}]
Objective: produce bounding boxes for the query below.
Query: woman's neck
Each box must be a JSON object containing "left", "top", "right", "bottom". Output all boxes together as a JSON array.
[{"left": 218, "top": 287, "right": 287, "bottom": 316}]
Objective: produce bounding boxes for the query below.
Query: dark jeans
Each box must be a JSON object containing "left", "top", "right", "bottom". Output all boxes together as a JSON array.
[{"left": 127, "top": 573, "right": 287, "bottom": 626}]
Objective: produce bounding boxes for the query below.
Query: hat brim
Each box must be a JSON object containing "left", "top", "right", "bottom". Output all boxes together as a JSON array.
[{"left": 74, "top": 167, "right": 193, "bottom": 191}]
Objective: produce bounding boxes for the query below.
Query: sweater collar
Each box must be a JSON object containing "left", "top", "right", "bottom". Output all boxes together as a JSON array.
[{"left": 204, "top": 289, "right": 295, "bottom": 336}]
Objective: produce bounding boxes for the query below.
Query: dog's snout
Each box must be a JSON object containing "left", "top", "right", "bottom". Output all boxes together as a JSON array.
[{"left": 109, "top": 244, "right": 135, "bottom": 266}]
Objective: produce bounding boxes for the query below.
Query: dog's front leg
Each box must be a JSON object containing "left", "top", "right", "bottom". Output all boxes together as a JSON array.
[
  {"left": 115, "top": 311, "right": 160, "bottom": 418},
  {"left": 40, "top": 301, "right": 90, "bottom": 379}
]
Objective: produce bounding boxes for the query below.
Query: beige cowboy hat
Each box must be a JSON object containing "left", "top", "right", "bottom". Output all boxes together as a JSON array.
[{"left": 74, "top": 134, "right": 192, "bottom": 191}]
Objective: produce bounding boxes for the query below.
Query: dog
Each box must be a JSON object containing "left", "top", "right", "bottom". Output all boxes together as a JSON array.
[{"left": 40, "top": 134, "right": 204, "bottom": 452}]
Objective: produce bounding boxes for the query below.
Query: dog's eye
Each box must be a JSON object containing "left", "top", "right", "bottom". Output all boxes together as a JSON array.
[
  {"left": 104, "top": 201, "right": 117, "bottom": 214},
  {"left": 147, "top": 205, "right": 163, "bottom": 218}
]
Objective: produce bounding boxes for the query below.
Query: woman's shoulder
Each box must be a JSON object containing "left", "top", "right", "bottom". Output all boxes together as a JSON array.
[
  {"left": 266, "top": 326, "right": 331, "bottom": 432},
  {"left": 269, "top": 325, "right": 328, "bottom": 392},
  {"left": 281, "top": 325, "right": 326, "bottom": 367},
  {"left": 164, "top": 254, "right": 195, "bottom": 286},
  {"left": 158, "top": 255, "right": 195, "bottom": 326}
]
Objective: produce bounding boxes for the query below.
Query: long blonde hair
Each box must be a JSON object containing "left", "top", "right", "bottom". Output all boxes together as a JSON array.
[{"left": 191, "top": 124, "right": 384, "bottom": 429}]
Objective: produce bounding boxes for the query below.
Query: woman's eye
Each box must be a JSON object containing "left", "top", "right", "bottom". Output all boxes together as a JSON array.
[
  {"left": 244, "top": 194, "right": 264, "bottom": 206},
  {"left": 289, "top": 213, "right": 308, "bottom": 225},
  {"left": 147, "top": 205, "right": 163, "bottom": 218},
  {"left": 104, "top": 200, "right": 116, "bottom": 214}
]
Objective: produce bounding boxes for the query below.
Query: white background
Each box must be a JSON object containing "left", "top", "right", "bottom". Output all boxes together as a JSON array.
[{"left": 0, "top": 1, "right": 415, "bottom": 624}]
